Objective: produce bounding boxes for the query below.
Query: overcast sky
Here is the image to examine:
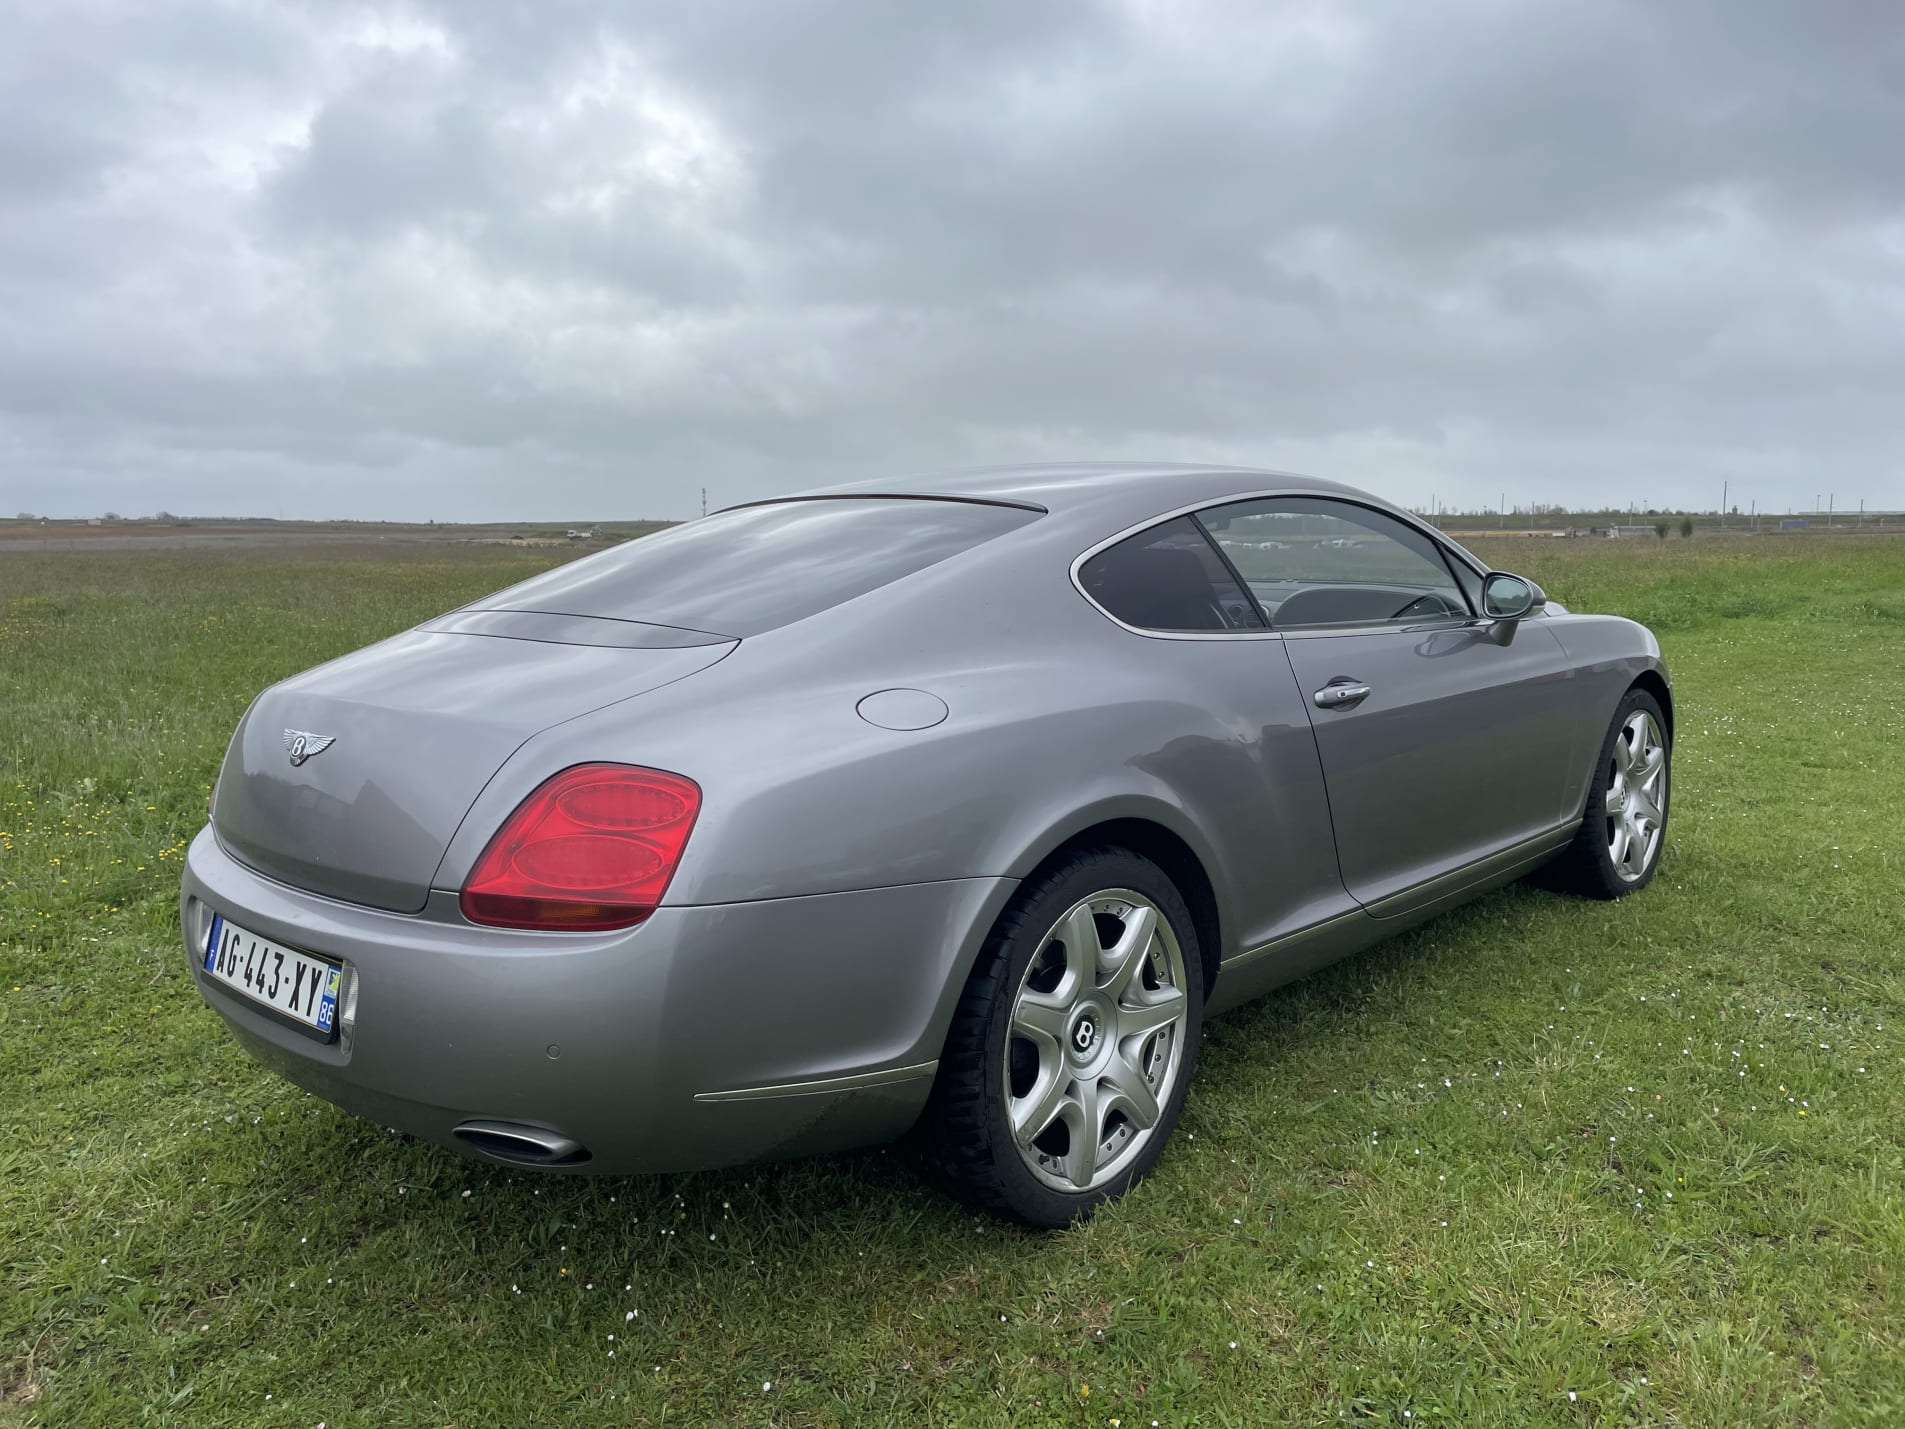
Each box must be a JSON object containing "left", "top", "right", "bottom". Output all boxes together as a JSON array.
[{"left": 3, "top": 1, "right": 1902, "bottom": 521}]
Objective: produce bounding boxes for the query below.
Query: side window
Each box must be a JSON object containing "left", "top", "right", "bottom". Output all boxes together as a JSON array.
[
  {"left": 1078, "top": 517, "right": 1265, "bottom": 633},
  {"left": 1197, "top": 498, "right": 1469, "bottom": 629}
]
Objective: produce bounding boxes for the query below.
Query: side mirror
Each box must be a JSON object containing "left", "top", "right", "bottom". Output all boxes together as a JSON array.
[{"left": 1481, "top": 571, "right": 1543, "bottom": 644}]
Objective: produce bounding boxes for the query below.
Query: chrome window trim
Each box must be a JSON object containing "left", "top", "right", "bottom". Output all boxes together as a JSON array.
[
  {"left": 1278, "top": 616, "right": 1486, "bottom": 641},
  {"left": 1069, "top": 489, "right": 1489, "bottom": 642}
]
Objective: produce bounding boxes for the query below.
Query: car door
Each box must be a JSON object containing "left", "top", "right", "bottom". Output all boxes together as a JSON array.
[
  {"left": 1073, "top": 515, "right": 1358, "bottom": 954},
  {"left": 1197, "top": 496, "right": 1578, "bottom": 914}
]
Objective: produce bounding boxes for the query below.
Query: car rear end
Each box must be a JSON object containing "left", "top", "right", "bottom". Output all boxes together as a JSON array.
[{"left": 181, "top": 497, "right": 1039, "bottom": 1171}]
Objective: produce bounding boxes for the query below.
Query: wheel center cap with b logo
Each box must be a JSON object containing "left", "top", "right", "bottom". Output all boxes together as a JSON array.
[{"left": 1070, "top": 1014, "right": 1099, "bottom": 1054}]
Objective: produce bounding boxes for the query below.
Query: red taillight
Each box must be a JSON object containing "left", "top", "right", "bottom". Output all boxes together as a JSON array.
[{"left": 459, "top": 764, "right": 701, "bottom": 931}]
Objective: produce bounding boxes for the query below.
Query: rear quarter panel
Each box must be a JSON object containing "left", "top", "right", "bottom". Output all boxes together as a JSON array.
[{"left": 433, "top": 525, "right": 1347, "bottom": 965}]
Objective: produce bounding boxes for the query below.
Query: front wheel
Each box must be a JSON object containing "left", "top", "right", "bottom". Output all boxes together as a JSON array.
[
  {"left": 926, "top": 848, "right": 1204, "bottom": 1227},
  {"left": 1550, "top": 688, "right": 1671, "bottom": 898}
]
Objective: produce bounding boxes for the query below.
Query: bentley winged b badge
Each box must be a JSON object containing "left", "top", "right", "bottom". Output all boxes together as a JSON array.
[{"left": 284, "top": 729, "right": 337, "bottom": 767}]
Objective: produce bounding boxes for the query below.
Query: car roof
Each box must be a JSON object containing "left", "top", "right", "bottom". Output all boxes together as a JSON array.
[
  {"left": 771, "top": 463, "right": 1405, "bottom": 546},
  {"left": 800, "top": 461, "right": 1361, "bottom": 512},
  {"left": 781, "top": 462, "right": 1492, "bottom": 582}
]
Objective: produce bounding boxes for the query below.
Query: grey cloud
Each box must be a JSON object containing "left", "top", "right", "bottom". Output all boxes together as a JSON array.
[{"left": 2, "top": 0, "right": 1902, "bottom": 520}]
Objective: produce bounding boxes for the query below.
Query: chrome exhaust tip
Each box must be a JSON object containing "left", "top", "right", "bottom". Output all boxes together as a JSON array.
[{"left": 452, "top": 1119, "right": 591, "bottom": 1167}]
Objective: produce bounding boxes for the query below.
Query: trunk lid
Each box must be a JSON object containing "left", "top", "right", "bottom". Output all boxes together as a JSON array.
[{"left": 212, "top": 622, "right": 734, "bottom": 912}]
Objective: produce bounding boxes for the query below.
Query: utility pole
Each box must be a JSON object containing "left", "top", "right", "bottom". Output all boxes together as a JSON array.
[
  {"left": 1829, "top": 493, "right": 1834, "bottom": 528},
  {"left": 1500, "top": 492, "right": 1505, "bottom": 530},
  {"left": 1721, "top": 480, "right": 1727, "bottom": 529},
  {"left": 1750, "top": 498, "right": 1756, "bottom": 532}
]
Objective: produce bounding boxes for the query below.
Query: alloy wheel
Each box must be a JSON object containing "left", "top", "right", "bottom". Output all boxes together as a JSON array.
[
  {"left": 1003, "top": 890, "right": 1191, "bottom": 1193},
  {"left": 1605, "top": 710, "right": 1668, "bottom": 882}
]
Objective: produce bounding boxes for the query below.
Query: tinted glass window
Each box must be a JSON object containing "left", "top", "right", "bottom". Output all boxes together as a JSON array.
[
  {"left": 1197, "top": 498, "right": 1469, "bottom": 629},
  {"left": 1078, "top": 517, "right": 1264, "bottom": 633},
  {"left": 469, "top": 498, "right": 1039, "bottom": 637}
]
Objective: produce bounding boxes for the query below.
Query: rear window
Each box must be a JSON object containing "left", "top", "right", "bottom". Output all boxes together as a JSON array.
[
  {"left": 466, "top": 498, "right": 1040, "bottom": 637},
  {"left": 1077, "top": 516, "right": 1264, "bottom": 633}
]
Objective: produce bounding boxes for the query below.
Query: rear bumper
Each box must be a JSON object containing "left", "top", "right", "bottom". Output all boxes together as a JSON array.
[{"left": 180, "top": 826, "right": 1014, "bottom": 1174}]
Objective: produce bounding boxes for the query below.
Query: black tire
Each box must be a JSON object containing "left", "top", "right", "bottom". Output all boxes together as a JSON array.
[
  {"left": 925, "top": 846, "right": 1205, "bottom": 1227},
  {"left": 1549, "top": 687, "right": 1671, "bottom": 899}
]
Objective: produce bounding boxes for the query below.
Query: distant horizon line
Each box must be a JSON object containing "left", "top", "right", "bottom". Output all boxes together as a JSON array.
[{"left": 6, "top": 507, "right": 1903, "bottom": 527}]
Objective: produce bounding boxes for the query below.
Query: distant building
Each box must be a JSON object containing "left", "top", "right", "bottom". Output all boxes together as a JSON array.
[{"left": 1780, "top": 518, "right": 1809, "bottom": 530}]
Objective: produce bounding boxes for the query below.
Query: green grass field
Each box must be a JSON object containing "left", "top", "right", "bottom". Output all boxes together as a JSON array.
[{"left": 3, "top": 534, "right": 1902, "bottom": 1427}]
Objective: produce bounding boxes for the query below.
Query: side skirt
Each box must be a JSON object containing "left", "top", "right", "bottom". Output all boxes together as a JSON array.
[{"left": 1205, "top": 821, "right": 1579, "bottom": 1017}]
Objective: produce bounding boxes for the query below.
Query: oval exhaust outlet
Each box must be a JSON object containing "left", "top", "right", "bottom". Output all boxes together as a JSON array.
[{"left": 452, "top": 1119, "right": 591, "bottom": 1167}]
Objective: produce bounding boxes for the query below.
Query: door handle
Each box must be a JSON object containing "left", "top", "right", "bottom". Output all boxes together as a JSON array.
[{"left": 1313, "top": 681, "right": 1372, "bottom": 710}]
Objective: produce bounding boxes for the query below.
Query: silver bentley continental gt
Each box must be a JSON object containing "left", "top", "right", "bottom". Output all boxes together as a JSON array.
[{"left": 181, "top": 464, "right": 1672, "bottom": 1226}]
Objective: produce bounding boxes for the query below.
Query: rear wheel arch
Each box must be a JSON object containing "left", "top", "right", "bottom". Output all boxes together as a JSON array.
[{"left": 1011, "top": 817, "right": 1223, "bottom": 1005}]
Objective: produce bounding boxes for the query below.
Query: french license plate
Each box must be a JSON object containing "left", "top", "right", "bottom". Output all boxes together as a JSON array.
[{"left": 203, "top": 913, "right": 340, "bottom": 1035}]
